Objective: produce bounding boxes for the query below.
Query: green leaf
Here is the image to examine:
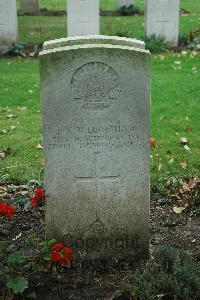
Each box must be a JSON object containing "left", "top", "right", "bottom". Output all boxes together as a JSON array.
[
  {"left": 7, "top": 251, "right": 26, "bottom": 264},
  {"left": 43, "top": 253, "right": 51, "bottom": 261},
  {"left": 7, "top": 277, "right": 28, "bottom": 294},
  {"left": 47, "top": 239, "right": 57, "bottom": 247},
  {"left": 0, "top": 268, "right": 5, "bottom": 276}
]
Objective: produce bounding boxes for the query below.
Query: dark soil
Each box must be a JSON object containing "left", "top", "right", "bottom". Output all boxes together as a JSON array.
[
  {"left": 17, "top": 9, "right": 143, "bottom": 17},
  {"left": 0, "top": 186, "right": 199, "bottom": 300},
  {"left": 16, "top": 7, "right": 190, "bottom": 17}
]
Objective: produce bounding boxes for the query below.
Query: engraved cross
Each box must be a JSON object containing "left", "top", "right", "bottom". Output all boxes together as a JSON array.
[
  {"left": 75, "top": 152, "right": 120, "bottom": 219},
  {"left": 156, "top": 9, "right": 170, "bottom": 35},
  {"left": 156, "top": 20, "right": 170, "bottom": 35}
]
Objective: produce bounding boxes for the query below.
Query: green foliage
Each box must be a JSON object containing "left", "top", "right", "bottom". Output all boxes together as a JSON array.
[
  {"left": 7, "top": 251, "right": 26, "bottom": 264},
  {"left": 179, "top": 33, "right": 189, "bottom": 47},
  {"left": 40, "top": 239, "right": 57, "bottom": 261},
  {"left": 0, "top": 250, "right": 28, "bottom": 296},
  {"left": 187, "top": 38, "right": 200, "bottom": 50},
  {"left": 6, "top": 276, "right": 28, "bottom": 294},
  {"left": 117, "top": 4, "right": 141, "bottom": 16},
  {"left": 144, "top": 34, "right": 169, "bottom": 53},
  {"left": 3, "top": 43, "right": 25, "bottom": 56},
  {"left": 136, "top": 246, "right": 200, "bottom": 300},
  {"left": 108, "top": 28, "right": 131, "bottom": 38},
  {"left": 25, "top": 233, "right": 38, "bottom": 246},
  {"left": 0, "top": 241, "right": 7, "bottom": 254}
]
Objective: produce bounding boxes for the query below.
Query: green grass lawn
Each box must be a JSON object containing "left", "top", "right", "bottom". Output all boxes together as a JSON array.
[
  {"left": 17, "top": 14, "right": 200, "bottom": 45},
  {"left": 16, "top": 0, "right": 200, "bottom": 14},
  {"left": 0, "top": 0, "right": 199, "bottom": 184},
  {"left": 16, "top": 0, "right": 142, "bottom": 12},
  {"left": 0, "top": 53, "right": 199, "bottom": 183}
]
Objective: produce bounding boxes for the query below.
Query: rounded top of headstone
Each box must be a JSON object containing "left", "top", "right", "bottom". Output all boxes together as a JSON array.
[{"left": 43, "top": 35, "right": 145, "bottom": 51}]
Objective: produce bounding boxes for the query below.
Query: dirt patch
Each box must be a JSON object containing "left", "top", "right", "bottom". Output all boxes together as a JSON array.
[{"left": 17, "top": 9, "right": 144, "bottom": 17}]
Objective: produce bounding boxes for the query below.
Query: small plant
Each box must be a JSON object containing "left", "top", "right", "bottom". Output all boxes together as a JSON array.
[
  {"left": 187, "top": 38, "right": 200, "bottom": 50},
  {"left": 40, "top": 239, "right": 57, "bottom": 261},
  {"left": 30, "top": 187, "right": 45, "bottom": 207},
  {"left": 135, "top": 246, "right": 200, "bottom": 299},
  {"left": 144, "top": 34, "right": 169, "bottom": 53},
  {"left": 0, "top": 250, "right": 28, "bottom": 298},
  {"left": 37, "top": 239, "right": 73, "bottom": 265},
  {"left": 3, "top": 43, "right": 25, "bottom": 56},
  {"left": 0, "top": 201, "right": 16, "bottom": 217},
  {"left": 117, "top": 5, "right": 141, "bottom": 16},
  {"left": 51, "top": 242, "right": 73, "bottom": 266},
  {"left": 178, "top": 33, "right": 189, "bottom": 47}
]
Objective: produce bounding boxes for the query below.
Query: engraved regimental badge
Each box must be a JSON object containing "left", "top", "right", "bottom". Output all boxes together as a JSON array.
[{"left": 71, "top": 62, "right": 121, "bottom": 111}]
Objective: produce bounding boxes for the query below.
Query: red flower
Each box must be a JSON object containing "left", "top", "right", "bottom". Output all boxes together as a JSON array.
[
  {"left": 35, "top": 188, "right": 45, "bottom": 199},
  {"left": 0, "top": 201, "right": 16, "bottom": 217},
  {"left": 31, "top": 187, "right": 45, "bottom": 207},
  {"left": 51, "top": 242, "right": 73, "bottom": 266}
]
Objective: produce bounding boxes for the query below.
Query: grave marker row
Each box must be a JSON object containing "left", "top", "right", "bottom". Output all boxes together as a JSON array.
[{"left": 0, "top": 0, "right": 180, "bottom": 48}]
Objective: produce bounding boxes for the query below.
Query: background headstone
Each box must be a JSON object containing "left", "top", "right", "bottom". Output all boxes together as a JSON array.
[
  {"left": 116, "top": 0, "right": 134, "bottom": 9},
  {"left": 0, "top": 0, "right": 18, "bottom": 50},
  {"left": 145, "top": 0, "right": 180, "bottom": 46},
  {"left": 40, "top": 36, "right": 150, "bottom": 260},
  {"left": 20, "top": 0, "right": 39, "bottom": 14},
  {"left": 67, "top": 0, "right": 99, "bottom": 36}
]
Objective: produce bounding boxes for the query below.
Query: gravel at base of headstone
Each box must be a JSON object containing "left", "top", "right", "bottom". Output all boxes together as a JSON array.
[{"left": 40, "top": 36, "right": 150, "bottom": 260}]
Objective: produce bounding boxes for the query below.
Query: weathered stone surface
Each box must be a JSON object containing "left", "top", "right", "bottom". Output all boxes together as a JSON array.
[
  {"left": 67, "top": 0, "right": 99, "bottom": 37},
  {"left": 40, "top": 37, "right": 150, "bottom": 259},
  {"left": 116, "top": 0, "right": 134, "bottom": 9},
  {"left": 43, "top": 35, "right": 145, "bottom": 51},
  {"left": 145, "top": 0, "right": 180, "bottom": 46},
  {"left": 0, "top": 0, "right": 18, "bottom": 49},
  {"left": 20, "top": 0, "right": 39, "bottom": 14}
]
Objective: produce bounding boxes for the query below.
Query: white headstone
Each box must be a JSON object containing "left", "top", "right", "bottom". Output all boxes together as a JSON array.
[
  {"left": 40, "top": 36, "right": 150, "bottom": 260},
  {"left": 67, "top": 0, "right": 99, "bottom": 37},
  {"left": 116, "top": 0, "right": 134, "bottom": 9},
  {"left": 43, "top": 35, "right": 145, "bottom": 50},
  {"left": 145, "top": 0, "right": 180, "bottom": 46},
  {"left": 0, "top": 0, "right": 18, "bottom": 49},
  {"left": 20, "top": 0, "right": 39, "bottom": 14}
]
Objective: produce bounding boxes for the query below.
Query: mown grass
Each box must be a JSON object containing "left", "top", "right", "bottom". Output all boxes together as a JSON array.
[
  {"left": 0, "top": 52, "right": 199, "bottom": 183},
  {"left": 17, "top": 14, "right": 200, "bottom": 45},
  {"left": 16, "top": 0, "right": 142, "bottom": 12},
  {"left": 16, "top": 0, "right": 200, "bottom": 14}
]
